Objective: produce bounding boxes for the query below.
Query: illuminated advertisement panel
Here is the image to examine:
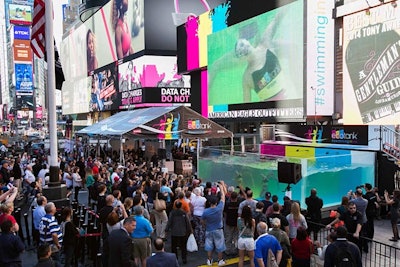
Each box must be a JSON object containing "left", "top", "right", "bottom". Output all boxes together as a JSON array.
[
  {"left": 144, "top": 0, "right": 225, "bottom": 52},
  {"left": 61, "top": 25, "right": 88, "bottom": 81},
  {"left": 207, "top": 0, "right": 304, "bottom": 120},
  {"left": 270, "top": 125, "right": 369, "bottom": 146},
  {"left": 8, "top": 3, "right": 32, "bottom": 25},
  {"left": 306, "top": 0, "right": 335, "bottom": 116},
  {"left": 13, "top": 39, "right": 32, "bottom": 62},
  {"left": 62, "top": 77, "right": 90, "bottom": 115},
  {"left": 343, "top": 3, "right": 400, "bottom": 124},
  {"left": 13, "top": 25, "right": 30, "bottom": 40},
  {"left": 16, "top": 94, "right": 34, "bottom": 110},
  {"left": 60, "top": 0, "right": 144, "bottom": 80},
  {"left": 118, "top": 56, "right": 190, "bottom": 109},
  {"left": 15, "top": 63, "right": 33, "bottom": 93},
  {"left": 89, "top": 63, "right": 119, "bottom": 112}
]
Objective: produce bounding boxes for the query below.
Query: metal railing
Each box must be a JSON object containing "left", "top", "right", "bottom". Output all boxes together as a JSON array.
[
  {"left": 307, "top": 221, "right": 400, "bottom": 267},
  {"left": 380, "top": 125, "right": 400, "bottom": 164}
]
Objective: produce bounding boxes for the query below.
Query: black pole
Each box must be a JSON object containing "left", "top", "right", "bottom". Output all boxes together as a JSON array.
[
  {"left": 96, "top": 253, "right": 102, "bottom": 267},
  {"left": 14, "top": 208, "right": 24, "bottom": 242},
  {"left": 24, "top": 213, "right": 30, "bottom": 246}
]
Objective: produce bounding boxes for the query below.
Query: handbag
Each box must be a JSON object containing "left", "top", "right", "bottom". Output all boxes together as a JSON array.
[
  {"left": 154, "top": 193, "right": 166, "bottom": 211},
  {"left": 186, "top": 233, "right": 198, "bottom": 252},
  {"left": 267, "top": 248, "right": 279, "bottom": 267}
]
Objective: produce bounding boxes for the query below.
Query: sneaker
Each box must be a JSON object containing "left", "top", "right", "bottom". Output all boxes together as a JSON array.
[
  {"left": 218, "top": 259, "right": 226, "bottom": 266},
  {"left": 389, "top": 238, "right": 399, "bottom": 242},
  {"left": 207, "top": 259, "right": 213, "bottom": 266}
]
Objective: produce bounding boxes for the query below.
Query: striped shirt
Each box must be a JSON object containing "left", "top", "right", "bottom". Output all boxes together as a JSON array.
[{"left": 39, "top": 214, "right": 63, "bottom": 244}]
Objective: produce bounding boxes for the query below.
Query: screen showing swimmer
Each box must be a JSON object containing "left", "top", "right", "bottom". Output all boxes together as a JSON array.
[{"left": 207, "top": 0, "right": 303, "bottom": 106}]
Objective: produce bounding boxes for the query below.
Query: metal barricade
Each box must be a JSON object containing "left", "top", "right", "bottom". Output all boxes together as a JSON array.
[{"left": 307, "top": 221, "right": 400, "bottom": 267}]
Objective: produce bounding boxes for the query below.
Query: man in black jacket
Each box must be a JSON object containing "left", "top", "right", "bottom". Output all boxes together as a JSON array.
[
  {"left": 104, "top": 216, "right": 137, "bottom": 267},
  {"left": 305, "top": 188, "right": 323, "bottom": 241},
  {"left": 166, "top": 201, "right": 192, "bottom": 264},
  {"left": 324, "top": 226, "right": 362, "bottom": 267},
  {"left": 146, "top": 238, "right": 179, "bottom": 267}
]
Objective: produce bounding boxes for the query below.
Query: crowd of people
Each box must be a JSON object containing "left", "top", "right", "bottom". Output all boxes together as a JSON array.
[{"left": 0, "top": 147, "right": 398, "bottom": 267}]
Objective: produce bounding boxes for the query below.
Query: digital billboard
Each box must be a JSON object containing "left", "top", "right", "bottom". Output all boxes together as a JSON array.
[
  {"left": 343, "top": 3, "right": 400, "bottom": 125},
  {"left": 13, "top": 25, "right": 30, "bottom": 40},
  {"left": 15, "top": 63, "right": 33, "bottom": 93},
  {"left": 8, "top": 3, "right": 32, "bottom": 25},
  {"left": 60, "top": 0, "right": 145, "bottom": 80},
  {"left": 89, "top": 62, "right": 119, "bottom": 112},
  {"left": 207, "top": 0, "right": 304, "bottom": 119},
  {"left": 16, "top": 94, "right": 34, "bottom": 110},
  {"left": 62, "top": 77, "right": 91, "bottom": 115},
  {"left": 144, "top": 0, "right": 225, "bottom": 52},
  {"left": 118, "top": 56, "right": 190, "bottom": 109},
  {"left": 13, "top": 39, "right": 32, "bottom": 62},
  {"left": 306, "top": 0, "right": 335, "bottom": 116}
]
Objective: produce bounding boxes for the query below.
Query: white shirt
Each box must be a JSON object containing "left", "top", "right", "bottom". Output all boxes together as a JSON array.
[
  {"left": 191, "top": 194, "right": 207, "bottom": 217},
  {"left": 38, "top": 168, "right": 49, "bottom": 186},
  {"left": 24, "top": 169, "right": 35, "bottom": 184},
  {"left": 63, "top": 172, "right": 73, "bottom": 187},
  {"left": 72, "top": 173, "right": 82, "bottom": 187}
]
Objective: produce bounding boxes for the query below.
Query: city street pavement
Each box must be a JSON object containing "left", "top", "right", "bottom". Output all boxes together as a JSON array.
[{"left": 19, "top": 189, "right": 399, "bottom": 267}]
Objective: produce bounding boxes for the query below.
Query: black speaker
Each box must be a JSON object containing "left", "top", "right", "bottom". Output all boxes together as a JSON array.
[
  {"left": 278, "top": 162, "right": 302, "bottom": 184},
  {"left": 158, "top": 148, "right": 167, "bottom": 159}
]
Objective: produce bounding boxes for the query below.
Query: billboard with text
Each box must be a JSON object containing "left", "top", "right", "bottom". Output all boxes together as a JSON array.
[
  {"left": 343, "top": 3, "right": 400, "bottom": 124},
  {"left": 118, "top": 56, "right": 190, "bottom": 109},
  {"left": 15, "top": 63, "right": 33, "bottom": 93}
]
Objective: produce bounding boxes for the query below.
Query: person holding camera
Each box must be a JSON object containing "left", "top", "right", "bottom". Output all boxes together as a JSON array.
[
  {"left": 384, "top": 189, "right": 400, "bottom": 242},
  {"left": 202, "top": 181, "right": 227, "bottom": 266}
]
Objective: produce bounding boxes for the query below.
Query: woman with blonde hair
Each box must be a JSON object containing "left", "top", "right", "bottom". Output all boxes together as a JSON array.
[
  {"left": 0, "top": 202, "right": 19, "bottom": 232},
  {"left": 286, "top": 202, "right": 307, "bottom": 240},
  {"left": 124, "top": 197, "right": 133, "bottom": 216}
]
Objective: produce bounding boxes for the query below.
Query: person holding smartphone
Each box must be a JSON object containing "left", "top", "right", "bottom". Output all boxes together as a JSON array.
[{"left": 384, "top": 189, "right": 400, "bottom": 241}]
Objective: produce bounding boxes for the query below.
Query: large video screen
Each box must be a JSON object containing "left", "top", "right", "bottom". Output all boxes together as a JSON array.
[
  {"left": 15, "top": 63, "right": 33, "bottom": 93},
  {"left": 207, "top": 0, "right": 303, "bottom": 109},
  {"left": 118, "top": 56, "right": 190, "bottom": 109},
  {"left": 62, "top": 77, "right": 90, "bottom": 115},
  {"left": 89, "top": 63, "right": 119, "bottom": 112},
  {"left": 343, "top": 3, "right": 400, "bottom": 125},
  {"left": 8, "top": 3, "right": 32, "bottom": 25},
  {"left": 60, "top": 0, "right": 144, "bottom": 81}
]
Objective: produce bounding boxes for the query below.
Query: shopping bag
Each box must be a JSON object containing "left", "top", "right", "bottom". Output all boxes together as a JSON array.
[
  {"left": 186, "top": 233, "right": 198, "bottom": 252},
  {"left": 267, "top": 248, "right": 279, "bottom": 267}
]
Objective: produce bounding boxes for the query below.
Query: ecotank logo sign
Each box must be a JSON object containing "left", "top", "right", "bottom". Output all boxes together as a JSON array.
[
  {"left": 14, "top": 26, "right": 30, "bottom": 40},
  {"left": 187, "top": 119, "right": 211, "bottom": 130},
  {"left": 330, "top": 126, "right": 368, "bottom": 145}
]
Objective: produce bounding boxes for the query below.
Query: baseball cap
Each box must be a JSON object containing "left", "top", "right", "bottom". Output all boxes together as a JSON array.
[
  {"left": 1, "top": 159, "right": 10, "bottom": 165},
  {"left": 117, "top": 165, "right": 126, "bottom": 169},
  {"left": 211, "top": 187, "right": 218, "bottom": 195},
  {"left": 265, "top": 192, "right": 272, "bottom": 198},
  {"left": 114, "top": 177, "right": 120, "bottom": 182}
]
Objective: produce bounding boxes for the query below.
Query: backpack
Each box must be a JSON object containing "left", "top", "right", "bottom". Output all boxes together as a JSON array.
[{"left": 334, "top": 243, "right": 357, "bottom": 267}]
